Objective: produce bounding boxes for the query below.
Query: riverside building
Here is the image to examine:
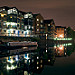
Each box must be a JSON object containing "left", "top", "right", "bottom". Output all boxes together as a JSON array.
[{"left": 0, "top": 6, "right": 33, "bottom": 37}]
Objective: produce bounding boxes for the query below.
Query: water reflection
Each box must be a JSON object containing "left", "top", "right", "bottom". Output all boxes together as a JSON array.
[{"left": 0, "top": 43, "right": 75, "bottom": 75}]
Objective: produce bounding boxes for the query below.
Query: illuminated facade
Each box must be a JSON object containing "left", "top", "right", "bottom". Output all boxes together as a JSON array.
[
  {"left": 33, "top": 14, "right": 44, "bottom": 36},
  {"left": 55, "top": 26, "right": 67, "bottom": 38},
  {"left": 44, "top": 19, "right": 56, "bottom": 38},
  {"left": 0, "top": 6, "right": 33, "bottom": 37}
]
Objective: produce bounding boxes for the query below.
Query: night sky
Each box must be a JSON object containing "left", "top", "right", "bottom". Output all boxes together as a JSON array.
[{"left": 0, "top": 0, "right": 75, "bottom": 29}]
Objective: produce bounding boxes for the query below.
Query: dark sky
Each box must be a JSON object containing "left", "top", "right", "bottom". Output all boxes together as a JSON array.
[{"left": 0, "top": 0, "right": 75, "bottom": 29}]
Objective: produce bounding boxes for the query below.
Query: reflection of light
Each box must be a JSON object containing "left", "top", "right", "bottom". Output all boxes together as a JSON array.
[
  {"left": 59, "top": 46, "right": 64, "bottom": 50},
  {"left": 46, "top": 50, "right": 47, "bottom": 53},
  {"left": 24, "top": 71, "right": 28, "bottom": 75},
  {"left": 1, "top": 14, "right": 4, "bottom": 17},
  {"left": 8, "top": 59, "right": 14, "bottom": 63},
  {"left": 37, "top": 66, "right": 39, "bottom": 69},
  {"left": 40, "top": 60, "right": 43, "bottom": 63},
  {"left": 25, "top": 57, "right": 29, "bottom": 60},
  {"left": 7, "top": 65, "right": 10, "bottom": 70},
  {"left": 15, "top": 55, "right": 18, "bottom": 61},
  {"left": 59, "top": 34, "right": 63, "bottom": 38},
  {"left": 48, "top": 59, "right": 50, "bottom": 62},
  {"left": 7, "top": 65, "right": 17, "bottom": 70},
  {"left": 40, "top": 65, "right": 43, "bottom": 68},
  {"left": 65, "top": 52, "right": 66, "bottom": 55},
  {"left": 37, "top": 56, "right": 39, "bottom": 59},
  {"left": 37, "top": 62, "right": 39, "bottom": 65}
]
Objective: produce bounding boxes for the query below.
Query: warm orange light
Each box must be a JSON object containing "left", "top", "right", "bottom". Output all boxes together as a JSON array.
[
  {"left": 58, "top": 45, "right": 64, "bottom": 50},
  {"left": 59, "top": 34, "right": 64, "bottom": 38},
  {"left": 1, "top": 14, "right": 4, "bottom": 17}
]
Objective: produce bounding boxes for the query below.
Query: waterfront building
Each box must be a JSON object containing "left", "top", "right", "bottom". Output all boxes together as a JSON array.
[
  {"left": 44, "top": 19, "right": 56, "bottom": 38},
  {"left": 33, "top": 14, "right": 44, "bottom": 36},
  {"left": 55, "top": 26, "right": 67, "bottom": 38},
  {"left": 0, "top": 6, "right": 33, "bottom": 37}
]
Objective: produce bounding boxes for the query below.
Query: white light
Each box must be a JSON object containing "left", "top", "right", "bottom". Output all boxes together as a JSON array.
[
  {"left": 37, "top": 57, "right": 39, "bottom": 59},
  {"left": 37, "top": 66, "right": 39, "bottom": 69},
  {"left": 65, "top": 52, "right": 66, "bottom": 55},
  {"left": 37, "top": 62, "right": 39, "bottom": 64},
  {"left": 8, "top": 59, "right": 14, "bottom": 63},
  {"left": 15, "top": 55, "right": 18, "bottom": 61},
  {"left": 46, "top": 50, "right": 47, "bottom": 53},
  {"left": 46, "top": 34, "right": 47, "bottom": 36},
  {"left": 7, "top": 65, "right": 10, "bottom": 70},
  {"left": 48, "top": 59, "right": 50, "bottom": 62}
]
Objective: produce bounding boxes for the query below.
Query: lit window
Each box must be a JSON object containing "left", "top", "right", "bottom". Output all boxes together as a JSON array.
[
  {"left": 48, "top": 24, "right": 50, "bottom": 26},
  {"left": 1, "top": 14, "right": 4, "bottom": 17},
  {"left": 37, "top": 29, "right": 39, "bottom": 31},
  {"left": 25, "top": 26, "right": 27, "bottom": 30},
  {"left": 10, "top": 16, "right": 12, "bottom": 18},
  {"left": 32, "top": 26, "right": 34, "bottom": 29},
  {"left": 41, "top": 20, "right": 43, "bottom": 23},
  {"left": 3, "top": 8, "right": 5, "bottom": 10},
  {"left": 65, "top": 29, "right": 66, "bottom": 31},
  {"left": 29, "top": 26, "right": 31, "bottom": 29},
  {"left": 37, "top": 24, "right": 39, "bottom": 26},
  {"left": 41, "top": 25, "right": 43, "bottom": 27},
  {"left": 37, "top": 19, "right": 39, "bottom": 21}
]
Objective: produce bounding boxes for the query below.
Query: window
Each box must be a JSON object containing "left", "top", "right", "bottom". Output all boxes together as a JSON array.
[
  {"left": 32, "top": 26, "right": 34, "bottom": 29},
  {"left": 28, "top": 25, "right": 31, "bottom": 29},
  {"left": 37, "top": 19, "right": 39, "bottom": 21},
  {"left": 25, "top": 26, "right": 27, "bottom": 30},
  {"left": 37, "top": 24, "right": 39, "bottom": 26},
  {"left": 48, "top": 24, "right": 50, "bottom": 26},
  {"left": 37, "top": 29, "right": 39, "bottom": 31},
  {"left": 13, "top": 30, "right": 15, "bottom": 34},
  {"left": 41, "top": 25, "right": 43, "bottom": 27},
  {"left": 4, "top": 30, "right": 6, "bottom": 32},
  {"left": 22, "top": 31, "right": 23, "bottom": 34},
  {"left": 41, "top": 20, "right": 43, "bottom": 23}
]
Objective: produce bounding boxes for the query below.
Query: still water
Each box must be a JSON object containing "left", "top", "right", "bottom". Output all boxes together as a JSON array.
[{"left": 0, "top": 43, "right": 75, "bottom": 75}]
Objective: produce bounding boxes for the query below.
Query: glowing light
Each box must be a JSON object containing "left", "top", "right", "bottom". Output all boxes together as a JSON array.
[
  {"left": 37, "top": 66, "right": 39, "bottom": 69},
  {"left": 1, "top": 14, "right": 4, "bottom": 17},
  {"left": 59, "top": 46, "right": 64, "bottom": 50},
  {"left": 15, "top": 55, "right": 18, "bottom": 61},
  {"left": 65, "top": 52, "right": 66, "bottom": 55},
  {"left": 46, "top": 50, "right": 47, "bottom": 53},
  {"left": 7, "top": 65, "right": 17, "bottom": 70},
  {"left": 37, "top": 56, "right": 39, "bottom": 59},
  {"left": 48, "top": 59, "right": 50, "bottom": 62},
  {"left": 37, "top": 62, "right": 39, "bottom": 65},
  {"left": 40, "top": 65, "right": 43, "bottom": 68},
  {"left": 7, "top": 65, "right": 10, "bottom": 70},
  {"left": 59, "top": 34, "right": 63, "bottom": 38}
]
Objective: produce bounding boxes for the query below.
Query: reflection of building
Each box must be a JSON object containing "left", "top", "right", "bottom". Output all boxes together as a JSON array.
[
  {"left": 55, "top": 26, "right": 67, "bottom": 38},
  {"left": 0, "top": 6, "right": 33, "bottom": 37},
  {"left": 44, "top": 19, "right": 56, "bottom": 38},
  {"left": 55, "top": 45, "right": 67, "bottom": 56},
  {"left": 33, "top": 14, "right": 44, "bottom": 36}
]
